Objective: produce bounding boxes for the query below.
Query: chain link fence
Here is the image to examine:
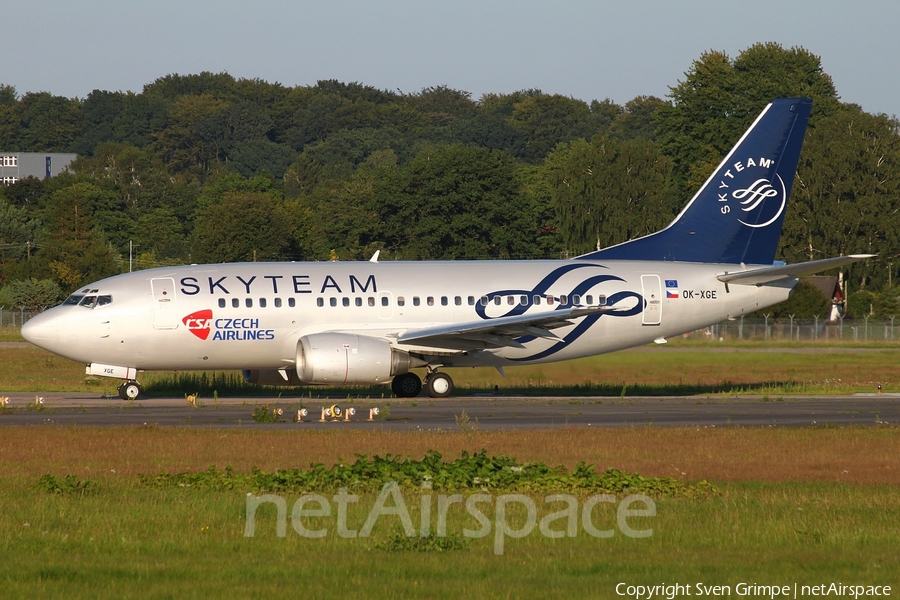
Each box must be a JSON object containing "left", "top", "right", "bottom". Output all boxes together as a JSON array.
[
  {"left": 687, "top": 317, "right": 900, "bottom": 343},
  {"left": 0, "top": 308, "right": 41, "bottom": 328}
]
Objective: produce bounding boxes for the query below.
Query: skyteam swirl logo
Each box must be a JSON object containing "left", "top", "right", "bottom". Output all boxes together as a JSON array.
[
  {"left": 477, "top": 263, "right": 643, "bottom": 361},
  {"left": 733, "top": 174, "right": 786, "bottom": 228}
]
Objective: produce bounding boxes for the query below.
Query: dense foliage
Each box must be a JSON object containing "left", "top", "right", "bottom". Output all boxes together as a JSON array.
[
  {"left": 138, "top": 450, "right": 717, "bottom": 497},
  {"left": 1, "top": 43, "right": 899, "bottom": 313}
]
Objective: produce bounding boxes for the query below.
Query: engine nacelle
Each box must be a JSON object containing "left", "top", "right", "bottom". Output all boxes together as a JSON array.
[{"left": 296, "top": 333, "right": 412, "bottom": 385}]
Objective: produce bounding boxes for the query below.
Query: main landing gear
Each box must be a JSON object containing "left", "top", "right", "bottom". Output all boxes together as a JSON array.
[
  {"left": 390, "top": 370, "right": 454, "bottom": 398},
  {"left": 117, "top": 380, "right": 143, "bottom": 400}
]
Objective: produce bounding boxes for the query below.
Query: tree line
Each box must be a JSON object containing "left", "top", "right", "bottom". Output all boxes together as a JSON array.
[{"left": 1, "top": 42, "right": 899, "bottom": 317}]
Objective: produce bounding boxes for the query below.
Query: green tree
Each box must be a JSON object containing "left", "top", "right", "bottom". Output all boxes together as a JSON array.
[
  {"left": 5, "top": 278, "right": 63, "bottom": 310},
  {"left": 14, "top": 92, "right": 83, "bottom": 152},
  {"left": 35, "top": 183, "right": 122, "bottom": 289},
  {"left": 73, "top": 90, "right": 127, "bottom": 155},
  {"left": 544, "top": 134, "right": 674, "bottom": 255},
  {"left": 782, "top": 105, "right": 900, "bottom": 290},
  {"left": 846, "top": 289, "right": 877, "bottom": 319},
  {"left": 191, "top": 192, "right": 292, "bottom": 262},
  {"left": 0, "top": 196, "right": 38, "bottom": 263},
  {"left": 656, "top": 43, "right": 840, "bottom": 196},
  {"left": 755, "top": 280, "right": 831, "bottom": 319},
  {"left": 607, "top": 96, "right": 666, "bottom": 142},
  {"left": 372, "top": 145, "right": 538, "bottom": 259},
  {"left": 510, "top": 94, "right": 596, "bottom": 163},
  {"left": 228, "top": 139, "right": 298, "bottom": 179},
  {"left": 152, "top": 94, "right": 230, "bottom": 173}
]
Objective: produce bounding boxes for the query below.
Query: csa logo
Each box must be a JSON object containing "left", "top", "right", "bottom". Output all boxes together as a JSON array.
[{"left": 183, "top": 309, "right": 212, "bottom": 340}]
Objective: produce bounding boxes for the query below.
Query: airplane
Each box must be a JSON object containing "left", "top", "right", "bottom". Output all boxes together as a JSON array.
[{"left": 21, "top": 98, "right": 872, "bottom": 400}]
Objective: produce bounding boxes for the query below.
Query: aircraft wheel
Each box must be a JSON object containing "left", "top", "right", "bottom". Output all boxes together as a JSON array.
[
  {"left": 119, "top": 381, "right": 142, "bottom": 400},
  {"left": 425, "top": 372, "right": 454, "bottom": 398},
  {"left": 391, "top": 373, "right": 422, "bottom": 397}
]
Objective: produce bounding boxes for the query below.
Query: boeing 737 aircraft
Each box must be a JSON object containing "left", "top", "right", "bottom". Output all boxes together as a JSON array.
[{"left": 22, "top": 98, "right": 871, "bottom": 399}]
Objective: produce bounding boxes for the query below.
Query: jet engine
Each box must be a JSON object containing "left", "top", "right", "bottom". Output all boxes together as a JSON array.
[
  {"left": 243, "top": 334, "right": 417, "bottom": 387},
  {"left": 295, "top": 333, "right": 412, "bottom": 384}
]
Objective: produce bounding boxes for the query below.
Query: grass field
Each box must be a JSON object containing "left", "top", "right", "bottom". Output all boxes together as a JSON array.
[{"left": 1, "top": 427, "right": 898, "bottom": 598}]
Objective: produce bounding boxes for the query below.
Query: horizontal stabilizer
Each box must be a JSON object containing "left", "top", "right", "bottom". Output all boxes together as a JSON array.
[{"left": 717, "top": 255, "right": 874, "bottom": 286}]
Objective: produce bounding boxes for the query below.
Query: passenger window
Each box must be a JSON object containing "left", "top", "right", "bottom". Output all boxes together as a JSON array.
[
  {"left": 232, "top": 298, "right": 240, "bottom": 308},
  {"left": 560, "top": 295, "right": 568, "bottom": 305},
  {"left": 413, "top": 297, "right": 420, "bottom": 307},
  {"left": 316, "top": 298, "right": 324, "bottom": 307},
  {"left": 397, "top": 296, "right": 405, "bottom": 307},
  {"left": 259, "top": 298, "right": 267, "bottom": 308},
  {"left": 441, "top": 297, "right": 448, "bottom": 306},
  {"left": 218, "top": 298, "right": 226, "bottom": 308},
  {"left": 381, "top": 297, "right": 389, "bottom": 307},
  {"left": 533, "top": 296, "right": 542, "bottom": 306},
  {"left": 480, "top": 296, "right": 488, "bottom": 306},
  {"left": 454, "top": 296, "right": 462, "bottom": 306},
  {"left": 547, "top": 296, "right": 554, "bottom": 306},
  {"left": 586, "top": 295, "right": 593, "bottom": 305},
  {"left": 494, "top": 296, "right": 502, "bottom": 306},
  {"left": 468, "top": 296, "right": 475, "bottom": 306},
  {"left": 507, "top": 296, "right": 514, "bottom": 305},
  {"left": 275, "top": 298, "right": 282, "bottom": 308},
  {"left": 342, "top": 298, "right": 350, "bottom": 307},
  {"left": 572, "top": 295, "right": 581, "bottom": 305},
  {"left": 427, "top": 297, "right": 434, "bottom": 306},
  {"left": 520, "top": 295, "right": 528, "bottom": 306},
  {"left": 288, "top": 298, "right": 296, "bottom": 308},
  {"left": 246, "top": 298, "right": 253, "bottom": 308},
  {"left": 597, "top": 295, "right": 607, "bottom": 306},
  {"left": 330, "top": 298, "right": 337, "bottom": 307},
  {"left": 355, "top": 297, "right": 362, "bottom": 307},
  {"left": 368, "top": 297, "right": 376, "bottom": 307}
]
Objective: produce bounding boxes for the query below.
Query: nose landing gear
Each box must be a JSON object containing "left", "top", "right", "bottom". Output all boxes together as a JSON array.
[{"left": 117, "top": 380, "right": 143, "bottom": 400}]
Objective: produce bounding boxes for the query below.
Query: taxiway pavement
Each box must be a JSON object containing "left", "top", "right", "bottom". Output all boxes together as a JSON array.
[{"left": 0, "top": 392, "right": 897, "bottom": 430}]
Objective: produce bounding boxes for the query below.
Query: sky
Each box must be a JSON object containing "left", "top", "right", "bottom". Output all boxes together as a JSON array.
[{"left": 3, "top": 0, "right": 899, "bottom": 118}]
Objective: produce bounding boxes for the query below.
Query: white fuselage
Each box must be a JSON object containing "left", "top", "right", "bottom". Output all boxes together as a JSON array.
[{"left": 22, "top": 259, "right": 793, "bottom": 373}]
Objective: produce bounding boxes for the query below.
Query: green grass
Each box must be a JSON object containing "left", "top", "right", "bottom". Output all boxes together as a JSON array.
[
  {"left": 0, "top": 476, "right": 896, "bottom": 598},
  {"left": 0, "top": 326, "right": 24, "bottom": 342}
]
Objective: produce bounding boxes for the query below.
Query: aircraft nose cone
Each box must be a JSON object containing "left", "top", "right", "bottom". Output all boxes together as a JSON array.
[{"left": 21, "top": 313, "right": 58, "bottom": 345}]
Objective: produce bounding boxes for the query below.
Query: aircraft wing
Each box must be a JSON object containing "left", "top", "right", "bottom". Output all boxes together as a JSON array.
[
  {"left": 717, "top": 255, "right": 874, "bottom": 286},
  {"left": 394, "top": 305, "right": 620, "bottom": 352}
]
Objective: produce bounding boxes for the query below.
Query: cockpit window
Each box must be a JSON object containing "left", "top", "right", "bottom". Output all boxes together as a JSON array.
[{"left": 64, "top": 294, "right": 112, "bottom": 308}]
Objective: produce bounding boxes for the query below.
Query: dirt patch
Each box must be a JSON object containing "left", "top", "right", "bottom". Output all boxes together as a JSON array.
[{"left": 0, "top": 426, "right": 896, "bottom": 485}]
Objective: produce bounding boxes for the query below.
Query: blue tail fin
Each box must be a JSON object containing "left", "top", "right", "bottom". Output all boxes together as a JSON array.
[{"left": 578, "top": 98, "right": 812, "bottom": 264}]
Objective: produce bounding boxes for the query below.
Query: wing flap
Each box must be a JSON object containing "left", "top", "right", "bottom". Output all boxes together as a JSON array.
[{"left": 395, "top": 305, "right": 617, "bottom": 351}]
